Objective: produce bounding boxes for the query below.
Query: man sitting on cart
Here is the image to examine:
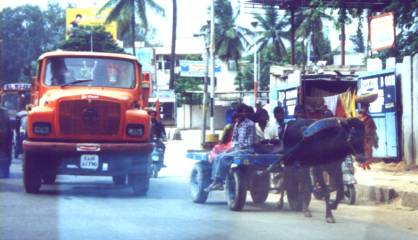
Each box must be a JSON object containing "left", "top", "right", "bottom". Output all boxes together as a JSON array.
[
  {"left": 205, "top": 103, "right": 256, "bottom": 192},
  {"left": 208, "top": 114, "right": 238, "bottom": 164}
]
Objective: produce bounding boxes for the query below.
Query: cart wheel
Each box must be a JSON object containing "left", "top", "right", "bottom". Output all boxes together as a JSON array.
[
  {"left": 345, "top": 184, "right": 356, "bottom": 205},
  {"left": 225, "top": 168, "right": 247, "bottom": 211},
  {"left": 250, "top": 174, "right": 269, "bottom": 204},
  {"left": 190, "top": 163, "right": 210, "bottom": 203}
]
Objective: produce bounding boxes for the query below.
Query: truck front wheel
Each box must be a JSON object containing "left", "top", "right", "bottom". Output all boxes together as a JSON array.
[
  {"left": 23, "top": 153, "right": 42, "bottom": 193},
  {"left": 42, "top": 174, "right": 56, "bottom": 184},
  {"left": 112, "top": 175, "right": 126, "bottom": 185}
]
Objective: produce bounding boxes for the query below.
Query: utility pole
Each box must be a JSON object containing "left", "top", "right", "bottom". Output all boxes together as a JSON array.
[
  {"left": 251, "top": 21, "right": 258, "bottom": 108},
  {"left": 209, "top": 0, "right": 215, "bottom": 133},
  {"left": 195, "top": 20, "right": 211, "bottom": 147}
]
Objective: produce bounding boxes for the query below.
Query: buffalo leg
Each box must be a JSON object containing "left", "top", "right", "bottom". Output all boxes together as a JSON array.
[
  {"left": 300, "top": 166, "right": 312, "bottom": 218},
  {"left": 313, "top": 167, "right": 335, "bottom": 223},
  {"left": 329, "top": 162, "right": 344, "bottom": 210}
]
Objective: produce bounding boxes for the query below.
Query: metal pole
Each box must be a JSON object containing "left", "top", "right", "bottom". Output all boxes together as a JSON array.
[
  {"left": 90, "top": 31, "right": 93, "bottom": 52},
  {"left": 253, "top": 44, "right": 257, "bottom": 107},
  {"left": 291, "top": 8, "right": 295, "bottom": 65},
  {"left": 251, "top": 21, "right": 258, "bottom": 108},
  {"left": 341, "top": 8, "right": 346, "bottom": 66},
  {"left": 199, "top": 23, "right": 210, "bottom": 147},
  {"left": 209, "top": 0, "right": 215, "bottom": 133}
]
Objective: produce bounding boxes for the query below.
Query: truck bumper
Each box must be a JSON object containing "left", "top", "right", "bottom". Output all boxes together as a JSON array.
[{"left": 23, "top": 141, "right": 153, "bottom": 176}]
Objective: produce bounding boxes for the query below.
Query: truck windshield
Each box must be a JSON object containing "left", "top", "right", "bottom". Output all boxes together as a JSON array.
[
  {"left": 1, "top": 93, "right": 18, "bottom": 110},
  {"left": 44, "top": 57, "right": 136, "bottom": 89}
]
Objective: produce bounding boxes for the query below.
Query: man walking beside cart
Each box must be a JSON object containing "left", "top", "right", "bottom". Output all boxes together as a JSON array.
[{"left": 205, "top": 104, "right": 256, "bottom": 192}]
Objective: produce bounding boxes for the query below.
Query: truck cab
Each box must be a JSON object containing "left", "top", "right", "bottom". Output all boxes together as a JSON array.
[
  {"left": 23, "top": 51, "right": 153, "bottom": 195},
  {"left": 0, "top": 83, "right": 31, "bottom": 127}
]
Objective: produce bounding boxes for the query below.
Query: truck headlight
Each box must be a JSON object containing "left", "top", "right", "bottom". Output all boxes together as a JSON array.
[
  {"left": 33, "top": 122, "right": 51, "bottom": 135},
  {"left": 126, "top": 124, "right": 144, "bottom": 137}
]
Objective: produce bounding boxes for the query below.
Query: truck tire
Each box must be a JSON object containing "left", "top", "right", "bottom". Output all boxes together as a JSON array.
[
  {"left": 225, "top": 169, "right": 247, "bottom": 211},
  {"left": 129, "top": 174, "right": 149, "bottom": 196},
  {"left": 250, "top": 174, "right": 269, "bottom": 204},
  {"left": 42, "top": 174, "right": 56, "bottom": 184},
  {"left": 23, "top": 153, "right": 42, "bottom": 193},
  {"left": 190, "top": 163, "right": 210, "bottom": 204},
  {"left": 0, "top": 158, "right": 11, "bottom": 178},
  {"left": 112, "top": 175, "right": 126, "bottom": 185}
]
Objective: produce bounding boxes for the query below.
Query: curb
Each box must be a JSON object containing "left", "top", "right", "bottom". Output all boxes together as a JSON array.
[{"left": 356, "top": 184, "right": 418, "bottom": 209}]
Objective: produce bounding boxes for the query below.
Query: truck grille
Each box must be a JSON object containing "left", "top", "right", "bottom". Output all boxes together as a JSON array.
[{"left": 59, "top": 100, "right": 121, "bottom": 136}]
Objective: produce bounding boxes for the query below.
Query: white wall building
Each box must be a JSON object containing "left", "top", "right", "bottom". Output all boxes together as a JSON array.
[{"left": 153, "top": 38, "right": 238, "bottom": 129}]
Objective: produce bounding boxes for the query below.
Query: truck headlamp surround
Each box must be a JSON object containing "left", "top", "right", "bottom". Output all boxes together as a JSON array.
[
  {"left": 33, "top": 122, "right": 51, "bottom": 135},
  {"left": 126, "top": 124, "right": 144, "bottom": 137}
]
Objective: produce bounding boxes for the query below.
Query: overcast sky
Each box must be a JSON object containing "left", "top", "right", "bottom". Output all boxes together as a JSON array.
[{"left": 0, "top": 0, "right": 362, "bottom": 52}]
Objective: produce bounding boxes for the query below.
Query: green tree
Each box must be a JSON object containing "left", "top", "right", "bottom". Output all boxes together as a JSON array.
[
  {"left": 295, "top": 7, "right": 333, "bottom": 64},
  {"left": 174, "top": 77, "right": 202, "bottom": 105},
  {"left": 43, "top": 2, "right": 66, "bottom": 51},
  {"left": 214, "top": 0, "right": 250, "bottom": 62},
  {"left": 253, "top": 8, "right": 288, "bottom": 62},
  {"left": 377, "top": 0, "right": 418, "bottom": 60},
  {"left": 59, "top": 26, "right": 124, "bottom": 53},
  {"left": 212, "top": 0, "right": 250, "bottom": 90},
  {"left": 350, "top": 19, "right": 365, "bottom": 53},
  {"left": 0, "top": 4, "right": 66, "bottom": 84},
  {"left": 99, "top": 0, "right": 164, "bottom": 56}
]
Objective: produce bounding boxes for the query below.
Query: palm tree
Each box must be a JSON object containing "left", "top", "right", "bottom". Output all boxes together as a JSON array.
[
  {"left": 212, "top": 0, "right": 250, "bottom": 90},
  {"left": 99, "top": 0, "right": 164, "bottom": 55},
  {"left": 291, "top": 7, "right": 334, "bottom": 65},
  {"left": 253, "top": 7, "right": 289, "bottom": 62}
]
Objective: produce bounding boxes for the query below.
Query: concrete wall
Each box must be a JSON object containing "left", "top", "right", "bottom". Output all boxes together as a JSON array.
[
  {"left": 412, "top": 54, "right": 418, "bottom": 166},
  {"left": 396, "top": 54, "right": 418, "bottom": 166},
  {"left": 176, "top": 105, "right": 228, "bottom": 130},
  {"left": 216, "top": 62, "right": 237, "bottom": 92}
]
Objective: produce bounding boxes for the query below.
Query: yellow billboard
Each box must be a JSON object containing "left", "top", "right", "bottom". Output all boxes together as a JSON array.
[{"left": 66, "top": 8, "right": 117, "bottom": 40}]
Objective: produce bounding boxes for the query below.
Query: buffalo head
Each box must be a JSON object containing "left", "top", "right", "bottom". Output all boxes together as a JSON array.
[{"left": 342, "top": 118, "right": 366, "bottom": 163}]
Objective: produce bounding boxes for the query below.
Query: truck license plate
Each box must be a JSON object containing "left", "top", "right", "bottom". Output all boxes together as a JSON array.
[{"left": 80, "top": 154, "right": 99, "bottom": 170}]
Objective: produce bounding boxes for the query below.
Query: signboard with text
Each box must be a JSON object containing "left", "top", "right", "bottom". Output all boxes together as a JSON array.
[
  {"left": 370, "top": 12, "right": 395, "bottom": 51},
  {"left": 179, "top": 60, "right": 221, "bottom": 77}
]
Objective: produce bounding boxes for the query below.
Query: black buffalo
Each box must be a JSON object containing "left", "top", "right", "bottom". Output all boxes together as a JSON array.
[{"left": 269, "top": 117, "right": 366, "bottom": 223}]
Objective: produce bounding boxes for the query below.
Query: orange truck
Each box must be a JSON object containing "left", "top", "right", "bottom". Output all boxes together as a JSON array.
[{"left": 23, "top": 51, "right": 153, "bottom": 195}]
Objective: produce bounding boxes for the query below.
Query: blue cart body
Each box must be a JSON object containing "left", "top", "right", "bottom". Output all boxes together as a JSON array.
[
  {"left": 187, "top": 149, "right": 285, "bottom": 211},
  {"left": 186, "top": 150, "right": 281, "bottom": 168}
]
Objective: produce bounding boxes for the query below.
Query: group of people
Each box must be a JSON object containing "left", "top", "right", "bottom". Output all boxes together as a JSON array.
[
  {"left": 205, "top": 101, "right": 378, "bottom": 192},
  {"left": 205, "top": 103, "right": 287, "bottom": 191}
]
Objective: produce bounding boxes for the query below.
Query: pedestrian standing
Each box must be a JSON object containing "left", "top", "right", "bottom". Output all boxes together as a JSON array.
[{"left": 358, "top": 102, "right": 378, "bottom": 167}]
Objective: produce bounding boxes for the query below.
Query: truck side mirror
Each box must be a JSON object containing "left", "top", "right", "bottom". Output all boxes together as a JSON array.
[
  {"left": 141, "top": 72, "right": 151, "bottom": 108},
  {"left": 25, "top": 104, "right": 33, "bottom": 111}
]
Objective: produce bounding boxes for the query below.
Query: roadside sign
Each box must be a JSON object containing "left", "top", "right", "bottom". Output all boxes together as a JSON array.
[
  {"left": 370, "top": 12, "right": 395, "bottom": 51},
  {"left": 66, "top": 8, "right": 117, "bottom": 40},
  {"left": 179, "top": 60, "right": 221, "bottom": 77},
  {"left": 3, "top": 83, "right": 31, "bottom": 91}
]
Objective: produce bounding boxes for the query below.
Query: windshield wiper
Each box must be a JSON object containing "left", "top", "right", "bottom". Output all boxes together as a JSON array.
[{"left": 60, "top": 79, "right": 93, "bottom": 88}]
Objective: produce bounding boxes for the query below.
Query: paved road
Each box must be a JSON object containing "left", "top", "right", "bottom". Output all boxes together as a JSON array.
[{"left": 1, "top": 137, "right": 417, "bottom": 240}]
